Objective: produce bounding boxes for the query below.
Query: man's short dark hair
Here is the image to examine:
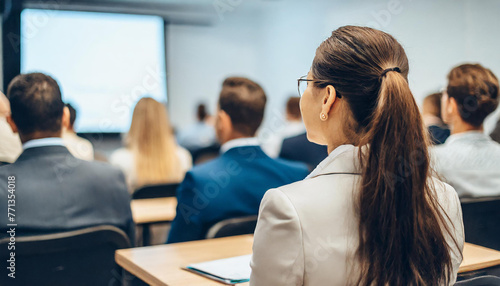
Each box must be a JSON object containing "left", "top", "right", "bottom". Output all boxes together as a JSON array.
[
  {"left": 219, "top": 77, "right": 266, "bottom": 136},
  {"left": 197, "top": 103, "right": 207, "bottom": 122},
  {"left": 7, "top": 73, "right": 64, "bottom": 135},
  {"left": 66, "top": 103, "right": 77, "bottom": 128},
  {"left": 286, "top": 96, "right": 301, "bottom": 119},
  {"left": 447, "top": 63, "right": 499, "bottom": 127},
  {"left": 423, "top": 92, "right": 442, "bottom": 119}
]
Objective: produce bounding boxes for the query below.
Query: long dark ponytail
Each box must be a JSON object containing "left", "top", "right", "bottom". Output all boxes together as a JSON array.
[{"left": 312, "top": 26, "right": 459, "bottom": 285}]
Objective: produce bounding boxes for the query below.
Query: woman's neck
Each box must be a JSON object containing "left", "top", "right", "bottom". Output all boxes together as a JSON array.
[{"left": 451, "top": 119, "right": 483, "bottom": 135}]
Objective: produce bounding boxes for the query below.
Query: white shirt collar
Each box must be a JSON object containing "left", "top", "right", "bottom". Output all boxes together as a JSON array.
[
  {"left": 444, "top": 130, "right": 488, "bottom": 145},
  {"left": 23, "top": 137, "right": 65, "bottom": 150},
  {"left": 306, "top": 144, "right": 356, "bottom": 179},
  {"left": 220, "top": 137, "right": 260, "bottom": 154}
]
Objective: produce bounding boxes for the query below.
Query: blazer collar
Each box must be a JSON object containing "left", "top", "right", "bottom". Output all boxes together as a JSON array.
[
  {"left": 15, "top": 145, "right": 73, "bottom": 163},
  {"left": 222, "top": 145, "right": 268, "bottom": 159},
  {"left": 307, "top": 144, "right": 362, "bottom": 179}
]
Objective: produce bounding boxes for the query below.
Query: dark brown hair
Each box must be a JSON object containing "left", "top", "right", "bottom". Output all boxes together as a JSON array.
[
  {"left": 447, "top": 63, "right": 499, "bottom": 127},
  {"left": 312, "top": 26, "right": 457, "bottom": 285},
  {"left": 66, "top": 103, "right": 77, "bottom": 128},
  {"left": 286, "top": 96, "right": 301, "bottom": 119},
  {"left": 219, "top": 77, "right": 266, "bottom": 136},
  {"left": 197, "top": 103, "right": 208, "bottom": 122},
  {"left": 423, "top": 92, "right": 443, "bottom": 120},
  {"left": 7, "top": 73, "right": 64, "bottom": 136}
]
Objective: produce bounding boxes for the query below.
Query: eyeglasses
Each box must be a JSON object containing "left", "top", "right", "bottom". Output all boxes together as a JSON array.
[{"left": 297, "top": 75, "right": 342, "bottom": 98}]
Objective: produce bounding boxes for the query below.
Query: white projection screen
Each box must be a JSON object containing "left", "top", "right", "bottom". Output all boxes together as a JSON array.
[{"left": 21, "top": 9, "right": 167, "bottom": 133}]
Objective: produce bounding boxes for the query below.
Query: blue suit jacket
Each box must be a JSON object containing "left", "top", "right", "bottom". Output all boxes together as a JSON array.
[
  {"left": 167, "top": 146, "right": 309, "bottom": 243},
  {"left": 279, "top": 132, "right": 328, "bottom": 170},
  {"left": 0, "top": 146, "right": 134, "bottom": 244}
]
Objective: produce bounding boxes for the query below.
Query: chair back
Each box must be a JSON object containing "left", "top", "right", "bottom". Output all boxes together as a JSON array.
[
  {"left": 461, "top": 196, "right": 500, "bottom": 251},
  {"left": 132, "top": 183, "right": 179, "bottom": 199},
  {"left": 191, "top": 144, "right": 220, "bottom": 165},
  {"left": 0, "top": 225, "right": 131, "bottom": 286},
  {"left": 206, "top": 215, "right": 258, "bottom": 239},
  {"left": 455, "top": 275, "right": 500, "bottom": 286}
]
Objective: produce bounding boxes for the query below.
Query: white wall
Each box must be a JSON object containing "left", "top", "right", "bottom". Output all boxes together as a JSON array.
[{"left": 167, "top": 0, "right": 500, "bottom": 133}]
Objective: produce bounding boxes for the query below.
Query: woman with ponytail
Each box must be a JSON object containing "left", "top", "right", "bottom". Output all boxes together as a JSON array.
[{"left": 250, "top": 26, "right": 464, "bottom": 286}]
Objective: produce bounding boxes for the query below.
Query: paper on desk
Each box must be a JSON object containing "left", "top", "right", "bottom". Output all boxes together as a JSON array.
[{"left": 185, "top": 254, "right": 251, "bottom": 284}]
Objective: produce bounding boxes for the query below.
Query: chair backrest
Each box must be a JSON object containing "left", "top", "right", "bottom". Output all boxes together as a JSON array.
[
  {"left": 206, "top": 215, "right": 258, "bottom": 239},
  {"left": 0, "top": 225, "right": 131, "bottom": 286},
  {"left": 461, "top": 196, "right": 500, "bottom": 251},
  {"left": 192, "top": 144, "right": 221, "bottom": 165},
  {"left": 455, "top": 275, "right": 500, "bottom": 286},
  {"left": 132, "top": 183, "right": 179, "bottom": 200}
]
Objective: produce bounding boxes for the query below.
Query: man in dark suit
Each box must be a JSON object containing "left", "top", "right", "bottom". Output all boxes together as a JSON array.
[
  {"left": 0, "top": 73, "right": 134, "bottom": 243},
  {"left": 279, "top": 132, "right": 328, "bottom": 170},
  {"left": 167, "top": 77, "right": 309, "bottom": 243}
]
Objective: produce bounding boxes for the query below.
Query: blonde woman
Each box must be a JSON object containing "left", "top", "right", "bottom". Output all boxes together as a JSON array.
[{"left": 111, "top": 97, "right": 192, "bottom": 192}]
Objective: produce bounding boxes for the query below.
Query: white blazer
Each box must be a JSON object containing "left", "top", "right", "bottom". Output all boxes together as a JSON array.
[{"left": 250, "top": 145, "right": 464, "bottom": 286}]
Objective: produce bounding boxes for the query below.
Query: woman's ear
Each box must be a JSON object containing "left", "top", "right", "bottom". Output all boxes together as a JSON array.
[
  {"left": 62, "top": 106, "right": 71, "bottom": 130},
  {"left": 6, "top": 115, "right": 18, "bottom": 134},
  {"left": 320, "top": 85, "right": 338, "bottom": 120}
]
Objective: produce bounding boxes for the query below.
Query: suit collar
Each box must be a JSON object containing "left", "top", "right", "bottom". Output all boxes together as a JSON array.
[
  {"left": 23, "top": 137, "right": 65, "bottom": 150},
  {"left": 222, "top": 145, "right": 268, "bottom": 159},
  {"left": 307, "top": 144, "right": 361, "bottom": 179},
  {"left": 220, "top": 137, "right": 260, "bottom": 154},
  {"left": 16, "top": 145, "right": 73, "bottom": 163}
]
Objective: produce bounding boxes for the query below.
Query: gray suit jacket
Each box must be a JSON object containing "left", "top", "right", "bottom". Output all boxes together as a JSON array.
[{"left": 0, "top": 146, "right": 134, "bottom": 244}]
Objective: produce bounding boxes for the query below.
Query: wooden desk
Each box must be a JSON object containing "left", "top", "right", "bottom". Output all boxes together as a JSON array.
[
  {"left": 116, "top": 237, "right": 500, "bottom": 286},
  {"left": 460, "top": 243, "right": 500, "bottom": 273},
  {"left": 131, "top": 198, "right": 177, "bottom": 246},
  {"left": 131, "top": 197, "right": 177, "bottom": 224},
  {"left": 116, "top": 235, "right": 252, "bottom": 286}
]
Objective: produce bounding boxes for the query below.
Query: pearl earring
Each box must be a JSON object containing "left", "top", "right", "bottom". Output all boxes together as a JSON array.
[{"left": 320, "top": 113, "right": 328, "bottom": 121}]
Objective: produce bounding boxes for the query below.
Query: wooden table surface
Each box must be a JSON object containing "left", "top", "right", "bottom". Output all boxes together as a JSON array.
[
  {"left": 460, "top": 243, "right": 500, "bottom": 273},
  {"left": 131, "top": 197, "right": 177, "bottom": 225},
  {"left": 116, "top": 235, "right": 253, "bottom": 286},
  {"left": 116, "top": 236, "right": 500, "bottom": 286}
]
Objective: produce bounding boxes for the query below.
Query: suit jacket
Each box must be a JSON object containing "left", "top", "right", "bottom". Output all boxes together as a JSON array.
[
  {"left": 250, "top": 145, "right": 464, "bottom": 286},
  {"left": 167, "top": 145, "right": 309, "bottom": 243},
  {"left": 428, "top": 125, "right": 451, "bottom": 145},
  {"left": 279, "top": 132, "right": 328, "bottom": 170},
  {"left": 0, "top": 146, "right": 134, "bottom": 244}
]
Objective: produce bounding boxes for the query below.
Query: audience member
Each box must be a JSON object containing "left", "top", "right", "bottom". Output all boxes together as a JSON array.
[
  {"left": 432, "top": 63, "right": 500, "bottom": 197},
  {"left": 0, "top": 73, "right": 134, "bottom": 243},
  {"left": 0, "top": 92, "right": 22, "bottom": 165},
  {"left": 62, "top": 103, "right": 94, "bottom": 160},
  {"left": 167, "top": 77, "right": 309, "bottom": 243},
  {"left": 177, "top": 103, "right": 217, "bottom": 153},
  {"left": 422, "top": 92, "right": 450, "bottom": 144},
  {"left": 262, "top": 96, "right": 307, "bottom": 157},
  {"left": 110, "top": 97, "right": 192, "bottom": 192},
  {"left": 491, "top": 117, "right": 500, "bottom": 143},
  {"left": 251, "top": 26, "right": 464, "bottom": 286},
  {"left": 278, "top": 97, "right": 328, "bottom": 169}
]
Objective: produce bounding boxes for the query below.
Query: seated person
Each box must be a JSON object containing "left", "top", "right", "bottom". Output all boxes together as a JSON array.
[
  {"left": 62, "top": 103, "right": 94, "bottom": 161},
  {"left": 0, "top": 73, "right": 134, "bottom": 243},
  {"left": 167, "top": 77, "right": 309, "bottom": 243},
  {"left": 177, "top": 103, "right": 217, "bottom": 154},
  {"left": 0, "top": 91, "right": 22, "bottom": 165},
  {"left": 278, "top": 97, "right": 328, "bottom": 169},
  {"left": 111, "top": 97, "right": 192, "bottom": 192},
  {"left": 422, "top": 92, "right": 450, "bottom": 144},
  {"left": 432, "top": 64, "right": 500, "bottom": 198},
  {"left": 262, "top": 96, "right": 307, "bottom": 157}
]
